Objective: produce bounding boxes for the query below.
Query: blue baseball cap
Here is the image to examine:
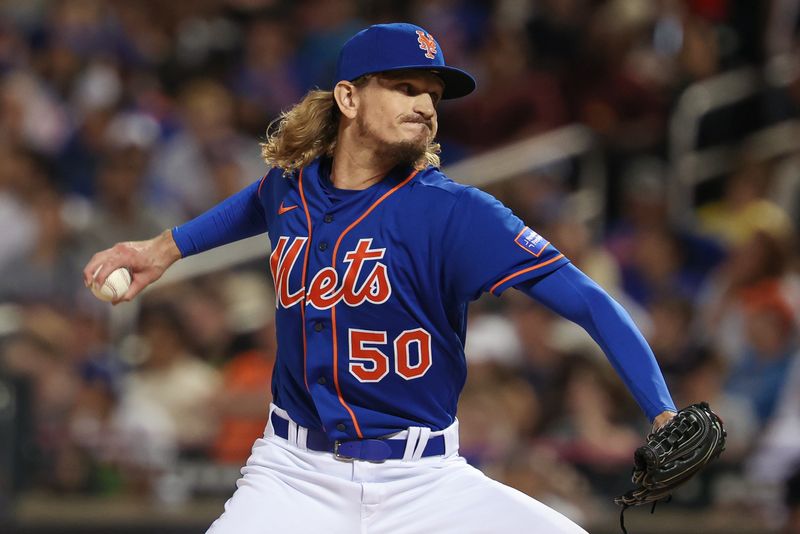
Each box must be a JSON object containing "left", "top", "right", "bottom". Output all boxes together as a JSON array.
[{"left": 335, "top": 23, "right": 476, "bottom": 100}]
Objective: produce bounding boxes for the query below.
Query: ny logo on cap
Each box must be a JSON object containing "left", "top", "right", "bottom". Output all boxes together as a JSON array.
[{"left": 416, "top": 30, "right": 437, "bottom": 60}]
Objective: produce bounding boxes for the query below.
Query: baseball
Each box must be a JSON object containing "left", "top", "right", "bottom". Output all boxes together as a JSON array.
[{"left": 91, "top": 266, "right": 132, "bottom": 302}]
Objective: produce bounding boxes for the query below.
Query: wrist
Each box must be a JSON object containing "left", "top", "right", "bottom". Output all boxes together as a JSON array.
[
  {"left": 652, "top": 410, "right": 677, "bottom": 432},
  {"left": 157, "top": 229, "right": 183, "bottom": 266}
]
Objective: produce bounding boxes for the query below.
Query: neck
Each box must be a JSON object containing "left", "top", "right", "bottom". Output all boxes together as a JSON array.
[{"left": 330, "top": 133, "right": 394, "bottom": 190}]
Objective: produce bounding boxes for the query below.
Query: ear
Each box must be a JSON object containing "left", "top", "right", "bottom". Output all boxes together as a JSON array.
[{"left": 333, "top": 81, "right": 359, "bottom": 120}]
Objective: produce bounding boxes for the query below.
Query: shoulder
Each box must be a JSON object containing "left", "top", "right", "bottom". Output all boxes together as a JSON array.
[
  {"left": 427, "top": 169, "right": 508, "bottom": 207},
  {"left": 402, "top": 169, "right": 514, "bottom": 239},
  {"left": 408, "top": 167, "right": 510, "bottom": 218},
  {"left": 410, "top": 167, "right": 502, "bottom": 210},
  {"left": 410, "top": 167, "right": 471, "bottom": 198},
  {"left": 258, "top": 166, "right": 296, "bottom": 197}
]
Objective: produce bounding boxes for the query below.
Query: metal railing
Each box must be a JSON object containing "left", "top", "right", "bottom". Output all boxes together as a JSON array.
[{"left": 668, "top": 52, "right": 800, "bottom": 223}]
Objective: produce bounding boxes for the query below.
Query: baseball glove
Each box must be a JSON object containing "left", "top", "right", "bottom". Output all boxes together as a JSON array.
[{"left": 614, "top": 402, "right": 726, "bottom": 532}]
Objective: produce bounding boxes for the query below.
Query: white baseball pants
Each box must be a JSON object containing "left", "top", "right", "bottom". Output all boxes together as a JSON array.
[{"left": 207, "top": 405, "right": 588, "bottom": 534}]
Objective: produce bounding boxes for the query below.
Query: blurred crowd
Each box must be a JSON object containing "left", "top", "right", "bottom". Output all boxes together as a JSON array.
[{"left": 0, "top": 0, "right": 799, "bottom": 532}]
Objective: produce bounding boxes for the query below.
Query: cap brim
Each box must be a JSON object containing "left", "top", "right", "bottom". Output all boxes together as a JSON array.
[
  {"left": 370, "top": 65, "right": 476, "bottom": 100},
  {"left": 432, "top": 66, "right": 477, "bottom": 99}
]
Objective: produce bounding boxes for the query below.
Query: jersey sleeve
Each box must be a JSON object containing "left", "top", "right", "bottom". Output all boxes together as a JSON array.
[
  {"left": 171, "top": 177, "right": 268, "bottom": 258},
  {"left": 442, "top": 186, "right": 569, "bottom": 300}
]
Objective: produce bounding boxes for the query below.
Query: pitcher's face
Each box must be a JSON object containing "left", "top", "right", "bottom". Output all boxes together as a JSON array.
[{"left": 352, "top": 71, "right": 444, "bottom": 164}]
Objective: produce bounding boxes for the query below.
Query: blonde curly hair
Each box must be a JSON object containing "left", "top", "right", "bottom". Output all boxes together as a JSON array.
[{"left": 260, "top": 76, "right": 441, "bottom": 173}]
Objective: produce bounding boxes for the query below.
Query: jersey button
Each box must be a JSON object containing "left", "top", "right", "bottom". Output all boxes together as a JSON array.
[
  {"left": 314, "top": 322, "right": 324, "bottom": 332},
  {"left": 323, "top": 214, "right": 333, "bottom": 223},
  {"left": 336, "top": 423, "right": 346, "bottom": 432},
  {"left": 317, "top": 376, "right": 327, "bottom": 385},
  {"left": 318, "top": 242, "right": 328, "bottom": 251}
]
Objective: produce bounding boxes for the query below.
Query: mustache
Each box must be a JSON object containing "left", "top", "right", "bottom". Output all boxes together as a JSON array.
[{"left": 401, "top": 115, "right": 433, "bottom": 130}]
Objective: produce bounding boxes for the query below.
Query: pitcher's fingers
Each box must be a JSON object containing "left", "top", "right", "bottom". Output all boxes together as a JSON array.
[
  {"left": 91, "top": 261, "right": 121, "bottom": 288},
  {"left": 118, "top": 274, "right": 149, "bottom": 303},
  {"left": 83, "top": 253, "right": 103, "bottom": 286},
  {"left": 87, "top": 243, "right": 136, "bottom": 287},
  {"left": 84, "top": 253, "right": 113, "bottom": 287}
]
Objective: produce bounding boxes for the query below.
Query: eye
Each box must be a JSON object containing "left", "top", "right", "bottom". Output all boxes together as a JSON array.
[{"left": 398, "top": 83, "right": 413, "bottom": 95}]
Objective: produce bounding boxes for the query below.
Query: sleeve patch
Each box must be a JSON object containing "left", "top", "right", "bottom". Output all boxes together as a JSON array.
[{"left": 515, "top": 227, "right": 549, "bottom": 257}]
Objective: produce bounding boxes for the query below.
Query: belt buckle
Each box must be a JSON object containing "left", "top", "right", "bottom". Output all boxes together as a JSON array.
[{"left": 333, "top": 440, "right": 354, "bottom": 462}]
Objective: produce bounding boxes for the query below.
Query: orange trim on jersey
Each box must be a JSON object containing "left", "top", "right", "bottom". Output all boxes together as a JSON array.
[
  {"left": 489, "top": 254, "right": 566, "bottom": 294},
  {"left": 298, "top": 169, "right": 312, "bottom": 393},
  {"left": 330, "top": 170, "right": 419, "bottom": 439},
  {"left": 257, "top": 172, "right": 270, "bottom": 198}
]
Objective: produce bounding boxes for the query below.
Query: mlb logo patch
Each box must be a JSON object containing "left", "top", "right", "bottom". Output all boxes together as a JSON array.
[{"left": 515, "top": 227, "right": 549, "bottom": 257}]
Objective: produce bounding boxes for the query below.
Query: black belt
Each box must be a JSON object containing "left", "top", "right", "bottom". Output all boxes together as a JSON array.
[{"left": 270, "top": 411, "right": 446, "bottom": 462}]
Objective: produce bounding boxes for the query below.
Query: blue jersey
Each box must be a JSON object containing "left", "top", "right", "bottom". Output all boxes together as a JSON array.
[
  {"left": 173, "top": 157, "right": 675, "bottom": 440},
  {"left": 260, "top": 158, "right": 566, "bottom": 439}
]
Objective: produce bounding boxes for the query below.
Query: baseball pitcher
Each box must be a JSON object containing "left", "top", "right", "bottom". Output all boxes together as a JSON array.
[{"left": 85, "top": 23, "right": 684, "bottom": 533}]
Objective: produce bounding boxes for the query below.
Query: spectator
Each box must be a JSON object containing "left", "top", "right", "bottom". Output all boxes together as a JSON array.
[
  {"left": 0, "top": 147, "right": 40, "bottom": 272},
  {"left": 228, "top": 13, "right": 305, "bottom": 134},
  {"left": 539, "top": 353, "right": 640, "bottom": 498},
  {"left": 54, "top": 104, "right": 114, "bottom": 198},
  {"left": 458, "top": 361, "right": 540, "bottom": 467},
  {"left": 0, "top": 71, "right": 71, "bottom": 154},
  {"left": 115, "top": 302, "right": 221, "bottom": 461},
  {"left": 176, "top": 278, "right": 237, "bottom": 364},
  {"left": 64, "top": 360, "right": 124, "bottom": 495},
  {"left": 605, "top": 160, "right": 725, "bottom": 308},
  {"left": 438, "top": 28, "right": 568, "bottom": 153},
  {"left": 294, "top": 0, "right": 364, "bottom": 89},
  {"left": 0, "top": 183, "right": 85, "bottom": 305},
  {"left": 697, "top": 228, "right": 800, "bottom": 363},
  {"left": 146, "top": 79, "right": 263, "bottom": 218},
  {"left": 623, "top": 225, "right": 691, "bottom": 306},
  {"left": 0, "top": 326, "right": 81, "bottom": 490},
  {"left": 211, "top": 272, "right": 277, "bottom": 464},
  {"left": 746, "top": 345, "right": 800, "bottom": 517},
  {"left": 697, "top": 159, "right": 794, "bottom": 248},
  {"left": 506, "top": 295, "right": 566, "bottom": 425},
  {"left": 646, "top": 296, "right": 698, "bottom": 382},
  {"left": 524, "top": 0, "right": 588, "bottom": 73},
  {"left": 210, "top": 339, "right": 274, "bottom": 465},
  {"left": 564, "top": 2, "right": 667, "bottom": 152},
  {"left": 465, "top": 308, "right": 522, "bottom": 367},
  {"left": 80, "top": 146, "right": 178, "bottom": 253},
  {"left": 725, "top": 282, "right": 798, "bottom": 424}
]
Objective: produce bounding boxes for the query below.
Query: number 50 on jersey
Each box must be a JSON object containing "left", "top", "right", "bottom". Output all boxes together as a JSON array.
[{"left": 271, "top": 235, "right": 433, "bottom": 384}]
